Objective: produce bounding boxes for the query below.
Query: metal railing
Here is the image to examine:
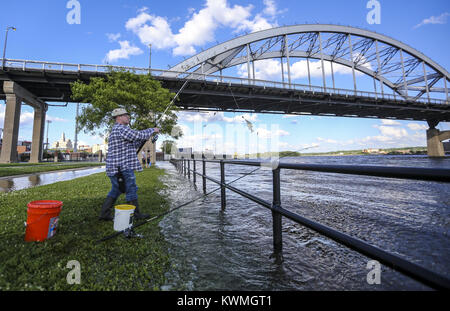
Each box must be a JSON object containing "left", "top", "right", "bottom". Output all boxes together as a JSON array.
[
  {"left": 170, "top": 157, "right": 450, "bottom": 290},
  {"left": 1, "top": 58, "right": 448, "bottom": 105}
]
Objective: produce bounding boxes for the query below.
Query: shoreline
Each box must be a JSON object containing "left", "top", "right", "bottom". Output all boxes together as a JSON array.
[{"left": 0, "top": 163, "right": 105, "bottom": 179}]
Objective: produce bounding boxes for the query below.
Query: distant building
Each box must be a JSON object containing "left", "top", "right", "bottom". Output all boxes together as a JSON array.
[
  {"left": 78, "top": 144, "right": 91, "bottom": 151},
  {"left": 17, "top": 141, "right": 32, "bottom": 154},
  {"left": 362, "top": 148, "right": 380, "bottom": 154},
  {"left": 444, "top": 141, "right": 450, "bottom": 154},
  {"left": 92, "top": 143, "right": 107, "bottom": 154},
  {"left": 176, "top": 147, "right": 193, "bottom": 158},
  {"left": 52, "top": 132, "right": 73, "bottom": 150}
]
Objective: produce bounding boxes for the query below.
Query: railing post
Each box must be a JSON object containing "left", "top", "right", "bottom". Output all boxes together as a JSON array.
[
  {"left": 181, "top": 157, "right": 185, "bottom": 176},
  {"left": 220, "top": 160, "right": 226, "bottom": 210},
  {"left": 202, "top": 159, "right": 206, "bottom": 194},
  {"left": 193, "top": 158, "right": 196, "bottom": 184},
  {"left": 188, "top": 159, "right": 191, "bottom": 180},
  {"left": 272, "top": 168, "right": 282, "bottom": 254}
]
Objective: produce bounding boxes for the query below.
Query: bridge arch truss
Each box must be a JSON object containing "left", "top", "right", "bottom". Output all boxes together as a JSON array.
[{"left": 165, "top": 25, "right": 450, "bottom": 103}]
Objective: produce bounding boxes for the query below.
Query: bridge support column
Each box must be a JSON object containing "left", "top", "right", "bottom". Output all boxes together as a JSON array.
[
  {"left": 426, "top": 121, "right": 450, "bottom": 157},
  {"left": 29, "top": 105, "right": 46, "bottom": 163},
  {"left": 0, "top": 94, "right": 22, "bottom": 163},
  {"left": 1, "top": 81, "right": 47, "bottom": 163}
]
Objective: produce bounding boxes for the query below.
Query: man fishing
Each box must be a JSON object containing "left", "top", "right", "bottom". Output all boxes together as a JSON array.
[{"left": 99, "top": 108, "right": 159, "bottom": 221}]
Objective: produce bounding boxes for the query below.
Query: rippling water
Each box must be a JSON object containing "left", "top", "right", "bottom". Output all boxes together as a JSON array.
[{"left": 157, "top": 156, "right": 450, "bottom": 290}]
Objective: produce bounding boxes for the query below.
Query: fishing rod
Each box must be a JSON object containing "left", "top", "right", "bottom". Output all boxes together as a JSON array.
[
  {"left": 97, "top": 144, "right": 319, "bottom": 243},
  {"left": 148, "top": 79, "right": 190, "bottom": 145}
]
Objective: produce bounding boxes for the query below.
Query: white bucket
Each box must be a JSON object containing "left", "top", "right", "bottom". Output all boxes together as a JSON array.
[{"left": 113, "top": 205, "right": 135, "bottom": 232}]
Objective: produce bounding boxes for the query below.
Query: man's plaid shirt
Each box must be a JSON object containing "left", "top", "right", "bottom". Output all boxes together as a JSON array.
[{"left": 106, "top": 123, "right": 155, "bottom": 176}]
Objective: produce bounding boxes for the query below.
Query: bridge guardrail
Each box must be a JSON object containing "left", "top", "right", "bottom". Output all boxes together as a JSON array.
[{"left": 1, "top": 58, "right": 448, "bottom": 105}]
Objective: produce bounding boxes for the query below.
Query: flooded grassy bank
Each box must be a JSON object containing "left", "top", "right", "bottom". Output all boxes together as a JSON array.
[{"left": 0, "top": 167, "right": 170, "bottom": 290}]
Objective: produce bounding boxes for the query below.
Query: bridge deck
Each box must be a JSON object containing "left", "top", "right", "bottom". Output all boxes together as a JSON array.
[{"left": 0, "top": 66, "right": 449, "bottom": 122}]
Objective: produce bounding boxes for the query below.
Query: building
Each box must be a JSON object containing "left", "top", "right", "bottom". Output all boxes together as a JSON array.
[
  {"left": 444, "top": 141, "right": 450, "bottom": 154},
  {"left": 52, "top": 132, "right": 73, "bottom": 150},
  {"left": 78, "top": 144, "right": 91, "bottom": 152},
  {"left": 176, "top": 147, "right": 193, "bottom": 158},
  {"left": 362, "top": 148, "right": 380, "bottom": 154},
  {"left": 92, "top": 143, "right": 107, "bottom": 155}
]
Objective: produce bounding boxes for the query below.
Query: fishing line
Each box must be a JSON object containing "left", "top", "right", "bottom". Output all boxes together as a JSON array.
[
  {"left": 228, "top": 85, "right": 255, "bottom": 133},
  {"left": 141, "top": 79, "right": 190, "bottom": 148}
]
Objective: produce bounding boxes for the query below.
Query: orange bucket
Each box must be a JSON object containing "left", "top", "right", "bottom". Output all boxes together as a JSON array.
[{"left": 25, "top": 200, "right": 63, "bottom": 242}]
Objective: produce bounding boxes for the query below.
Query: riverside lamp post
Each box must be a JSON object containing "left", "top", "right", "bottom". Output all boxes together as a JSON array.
[
  {"left": 2, "top": 26, "right": 16, "bottom": 70},
  {"left": 45, "top": 120, "right": 52, "bottom": 150},
  {"left": 149, "top": 44, "right": 152, "bottom": 72}
]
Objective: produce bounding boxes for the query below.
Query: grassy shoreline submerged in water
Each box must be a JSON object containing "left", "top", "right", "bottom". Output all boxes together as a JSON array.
[
  {"left": 0, "top": 162, "right": 105, "bottom": 177},
  {"left": 0, "top": 166, "right": 171, "bottom": 290}
]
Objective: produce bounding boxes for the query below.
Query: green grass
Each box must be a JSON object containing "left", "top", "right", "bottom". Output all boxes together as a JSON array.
[
  {"left": 0, "top": 162, "right": 105, "bottom": 177},
  {"left": 0, "top": 167, "right": 171, "bottom": 290}
]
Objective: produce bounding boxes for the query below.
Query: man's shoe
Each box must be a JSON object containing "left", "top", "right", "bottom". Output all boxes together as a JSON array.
[
  {"left": 99, "top": 196, "right": 116, "bottom": 221},
  {"left": 128, "top": 200, "right": 149, "bottom": 220}
]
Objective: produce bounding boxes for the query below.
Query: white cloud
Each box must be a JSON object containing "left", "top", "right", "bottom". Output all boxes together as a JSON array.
[
  {"left": 19, "top": 112, "right": 34, "bottom": 126},
  {"left": 0, "top": 105, "right": 68, "bottom": 133},
  {"left": 407, "top": 123, "right": 427, "bottom": 131},
  {"left": 125, "top": 13, "right": 176, "bottom": 50},
  {"left": 256, "top": 127, "right": 289, "bottom": 139},
  {"left": 47, "top": 115, "right": 69, "bottom": 123},
  {"left": 263, "top": 0, "right": 277, "bottom": 17},
  {"left": 414, "top": 12, "right": 450, "bottom": 29},
  {"left": 106, "top": 33, "right": 121, "bottom": 42},
  {"left": 374, "top": 125, "right": 408, "bottom": 139},
  {"left": 317, "top": 137, "right": 338, "bottom": 144},
  {"left": 380, "top": 119, "right": 401, "bottom": 126},
  {"left": 104, "top": 40, "right": 143, "bottom": 63},
  {"left": 235, "top": 13, "right": 275, "bottom": 33},
  {"left": 238, "top": 57, "right": 371, "bottom": 81},
  {"left": 315, "top": 120, "right": 425, "bottom": 151},
  {"left": 179, "top": 111, "right": 227, "bottom": 123},
  {"left": 125, "top": 0, "right": 283, "bottom": 56},
  {"left": 223, "top": 113, "right": 257, "bottom": 123},
  {"left": 178, "top": 111, "right": 258, "bottom": 124}
]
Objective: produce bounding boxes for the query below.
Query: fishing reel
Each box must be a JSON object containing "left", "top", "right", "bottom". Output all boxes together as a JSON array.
[
  {"left": 123, "top": 228, "right": 143, "bottom": 239},
  {"left": 117, "top": 172, "right": 126, "bottom": 193},
  {"left": 151, "top": 134, "right": 158, "bottom": 143}
]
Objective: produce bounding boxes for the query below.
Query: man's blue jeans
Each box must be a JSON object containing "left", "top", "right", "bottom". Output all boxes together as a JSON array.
[{"left": 107, "top": 169, "right": 138, "bottom": 202}]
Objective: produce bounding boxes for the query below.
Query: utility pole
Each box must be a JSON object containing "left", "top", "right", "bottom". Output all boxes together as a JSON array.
[
  {"left": 2, "top": 26, "right": 16, "bottom": 70},
  {"left": 46, "top": 120, "right": 52, "bottom": 150},
  {"left": 149, "top": 44, "right": 152, "bottom": 73},
  {"left": 74, "top": 102, "right": 79, "bottom": 152}
]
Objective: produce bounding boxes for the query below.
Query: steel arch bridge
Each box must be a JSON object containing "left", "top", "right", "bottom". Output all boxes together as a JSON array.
[
  {"left": 164, "top": 24, "right": 449, "bottom": 103},
  {"left": 1, "top": 24, "right": 450, "bottom": 163}
]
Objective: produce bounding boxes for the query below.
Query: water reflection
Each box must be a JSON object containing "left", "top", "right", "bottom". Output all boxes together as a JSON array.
[
  {"left": 28, "top": 174, "right": 41, "bottom": 187},
  {"left": 0, "top": 179, "right": 14, "bottom": 192},
  {"left": 0, "top": 166, "right": 105, "bottom": 193}
]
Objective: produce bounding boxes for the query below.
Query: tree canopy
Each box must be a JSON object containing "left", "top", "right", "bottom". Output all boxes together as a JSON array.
[{"left": 70, "top": 70, "right": 182, "bottom": 140}]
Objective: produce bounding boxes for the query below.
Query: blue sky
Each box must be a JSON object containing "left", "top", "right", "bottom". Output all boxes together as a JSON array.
[{"left": 0, "top": 0, "right": 449, "bottom": 154}]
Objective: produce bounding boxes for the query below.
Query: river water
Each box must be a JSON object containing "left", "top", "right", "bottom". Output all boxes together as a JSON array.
[{"left": 157, "top": 155, "right": 450, "bottom": 291}]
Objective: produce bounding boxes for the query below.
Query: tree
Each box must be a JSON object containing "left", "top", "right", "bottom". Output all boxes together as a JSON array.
[
  {"left": 70, "top": 70, "right": 183, "bottom": 140},
  {"left": 162, "top": 140, "right": 177, "bottom": 154}
]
